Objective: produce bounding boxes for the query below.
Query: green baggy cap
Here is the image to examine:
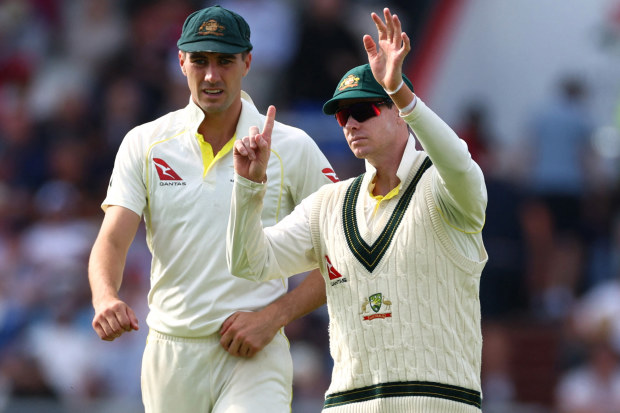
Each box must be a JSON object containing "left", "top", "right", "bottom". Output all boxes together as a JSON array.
[
  {"left": 323, "top": 64, "right": 413, "bottom": 115},
  {"left": 177, "top": 5, "right": 253, "bottom": 54}
]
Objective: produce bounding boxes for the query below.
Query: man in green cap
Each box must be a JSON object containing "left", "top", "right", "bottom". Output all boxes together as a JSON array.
[
  {"left": 228, "top": 8, "right": 488, "bottom": 412},
  {"left": 88, "top": 5, "right": 336, "bottom": 413}
]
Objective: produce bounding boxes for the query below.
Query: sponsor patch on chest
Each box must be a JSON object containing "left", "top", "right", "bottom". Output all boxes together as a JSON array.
[{"left": 153, "top": 158, "right": 187, "bottom": 186}]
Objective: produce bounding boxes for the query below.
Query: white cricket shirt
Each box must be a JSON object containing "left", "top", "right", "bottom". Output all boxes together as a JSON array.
[{"left": 103, "top": 94, "right": 335, "bottom": 337}]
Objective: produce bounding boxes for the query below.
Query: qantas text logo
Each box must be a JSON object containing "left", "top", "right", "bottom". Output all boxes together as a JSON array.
[
  {"left": 322, "top": 168, "right": 339, "bottom": 183},
  {"left": 153, "top": 158, "right": 186, "bottom": 186},
  {"left": 326, "top": 255, "right": 347, "bottom": 286}
]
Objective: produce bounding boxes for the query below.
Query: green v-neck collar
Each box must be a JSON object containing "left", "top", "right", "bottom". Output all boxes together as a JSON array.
[{"left": 342, "top": 157, "right": 432, "bottom": 273}]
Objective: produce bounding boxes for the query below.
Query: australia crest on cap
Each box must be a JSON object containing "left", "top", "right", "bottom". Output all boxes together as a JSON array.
[
  {"left": 338, "top": 74, "right": 360, "bottom": 91},
  {"left": 198, "top": 19, "right": 225, "bottom": 37}
]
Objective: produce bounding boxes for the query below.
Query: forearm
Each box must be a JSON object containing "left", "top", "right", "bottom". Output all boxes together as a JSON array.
[
  {"left": 89, "top": 206, "right": 140, "bottom": 307},
  {"left": 227, "top": 175, "right": 277, "bottom": 281},
  {"left": 261, "top": 269, "right": 326, "bottom": 329},
  {"left": 89, "top": 236, "right": 129, "bottom": 307},
  {"left": 404, "top": 98, "right": 487, "bottom": 228},
  {"left": 403, "top": 98, "right": 473, "bottom": 173},
  {"left": 227, "top": 174, "right": 317, "bottom": 281}
]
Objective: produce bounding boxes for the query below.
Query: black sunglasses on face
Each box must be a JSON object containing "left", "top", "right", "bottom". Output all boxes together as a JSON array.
[{"left": 334, "top": 101, "right": 389, "bottom": 127}]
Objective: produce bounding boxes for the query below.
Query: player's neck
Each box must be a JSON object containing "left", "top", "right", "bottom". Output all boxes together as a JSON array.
[
  {"left": 367, "top": 146, "right": 405, "bottom": 196},
  {"left": 371, "top": 171, "right": 400, "bottom": 197},
  {"left": 198, "top": 102, "right": 242, "bottom": 152}
]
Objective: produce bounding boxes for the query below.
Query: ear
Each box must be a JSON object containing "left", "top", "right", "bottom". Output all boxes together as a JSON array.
[
  {"left": 243, "top": 52, "right": 252, "bottom": 77},
  {"left": 179, "top": 50, "right": 187, "bottom": 76}
]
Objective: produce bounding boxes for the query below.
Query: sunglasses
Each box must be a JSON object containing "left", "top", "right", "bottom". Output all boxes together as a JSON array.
[{"left": 334, "top": 101, "right": 389, "bottom": 127}]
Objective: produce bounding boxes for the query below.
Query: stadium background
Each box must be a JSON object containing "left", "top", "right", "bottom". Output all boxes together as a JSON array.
[{"left": 1, "top": 0, "right": 620, "bottom": 412}]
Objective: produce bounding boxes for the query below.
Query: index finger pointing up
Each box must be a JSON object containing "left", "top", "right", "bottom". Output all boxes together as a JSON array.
[{"left": 262, "top": 105, "right": 276, "bottom": 143}]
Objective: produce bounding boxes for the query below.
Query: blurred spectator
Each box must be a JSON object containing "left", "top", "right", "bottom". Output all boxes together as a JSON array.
[
  {"left": 25, "top": 298, "right": 103, "bottom": 410},
  {"left": 0, "top": 180, "right": 100, "bottom": 411},
  {"left": 0, "top": 95, "right": 47, "bottom": 191},
  {"left": 283, "top": 0, "right": 366, "bottom": 110},
  {"left": 120, "top": 0, "right": 193, "bottom": 117},
  {"left": 61, "top": 0, "right": 128, "bottom": 73},
  {"left": 555, "top": 320, "right": 620, "bottom": 413},
  {"left": 470, "top": 115, "right": 529, "bottom": 319},
  {"left": 0, "top": 0, "right": 55, "bottom": 89},
  {"left": 571, "top": 277, "right": 620, "bottom": 356},
  {"left": 522, "top": 76, "right": 595, "bottom": 320},
  {"left": 525, "top": 76, "right": 593, "bottom": 237},
  {"left": 457, "top": 101, "right": 492, "bottom": 172},
  {"left": 275, "top": 0, "right": 369, "bottom": 182},
  {"left": 481, "top": 323, "right": 517, "bottom": 411}
]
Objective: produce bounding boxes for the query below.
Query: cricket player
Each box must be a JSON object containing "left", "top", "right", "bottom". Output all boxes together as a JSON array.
[
  {"left": 88, "top": 5, "right": 336, "bottom": 413},
  {"left": 227, "top": 8, "right": 488, "bottom": 412}
]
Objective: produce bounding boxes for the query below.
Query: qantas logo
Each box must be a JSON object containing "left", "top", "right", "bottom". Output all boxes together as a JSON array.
[
  {"left": 322, "top": 168, "right": 339, "bottom": 183},
  {"left": 153, "top": 158, "right": 186, "bottom": 186},
  {"left": 326, "top": 255, "right": 347, "bottom": 286},
  {"left": 154, "top": 158, "right": 182, "bottom": 180}
]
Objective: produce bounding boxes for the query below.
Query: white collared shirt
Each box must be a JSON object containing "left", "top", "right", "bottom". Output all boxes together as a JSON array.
[{"left": 104, "top": 93, "right": 335, "bottom": 337}]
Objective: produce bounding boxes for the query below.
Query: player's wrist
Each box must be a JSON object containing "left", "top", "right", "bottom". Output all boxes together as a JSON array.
[
  {"left": 384, "top": 79, "right": 404, "bottom": 95},
  {"left": 398, "top": 95, "right": 418, "bottom": 117}
]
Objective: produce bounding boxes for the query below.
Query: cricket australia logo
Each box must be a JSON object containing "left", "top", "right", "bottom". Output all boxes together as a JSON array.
[
  {"left": 361, "top": 293, "right": 392, "bottom": 321},
  {"left": 198, "top": 19, "right": 225, "bottom": 37},
  {"left": 338, "top": 74, "right": 360, "bottom": 91}
]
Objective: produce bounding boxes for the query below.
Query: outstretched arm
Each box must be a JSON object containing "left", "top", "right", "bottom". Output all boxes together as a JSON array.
[{"left": 365, "top": 8, "right": 486, "bottom": 230}]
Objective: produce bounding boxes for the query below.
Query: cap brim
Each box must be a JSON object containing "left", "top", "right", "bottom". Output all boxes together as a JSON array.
[
  {"left": 178, "top": 40, "right": 250, "bottom": 54},
  {"left": 322, "top": 90, "right": 388, "bottom": 115}
]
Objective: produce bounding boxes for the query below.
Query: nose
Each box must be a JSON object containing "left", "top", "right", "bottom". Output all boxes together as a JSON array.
[
  {"left": 344, "top": 116, "right": 360, "bottom": 129},
  {"left": 204, "top": 66, "right": 220, "bottom": 83}
]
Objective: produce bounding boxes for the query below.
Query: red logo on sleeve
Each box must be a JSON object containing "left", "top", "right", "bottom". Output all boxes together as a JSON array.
[
  {"left": 153, "top": 158, "right": 183, "bottom": 181},
  {"left": 322, "top": 168, "right": 339, "bottom": 183}
]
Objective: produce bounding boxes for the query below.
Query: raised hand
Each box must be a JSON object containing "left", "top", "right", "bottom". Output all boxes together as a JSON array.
[
  {"left": 233, "top": 105, "right": 275, "bottom": 183},
  {"left": 362, "top": 8, "right": 411, "bottom": 92}
]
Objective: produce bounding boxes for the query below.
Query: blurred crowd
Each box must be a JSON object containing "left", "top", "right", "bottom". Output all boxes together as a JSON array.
[{"left": 0, "top": 0, "right": 620, "bottom": 412}]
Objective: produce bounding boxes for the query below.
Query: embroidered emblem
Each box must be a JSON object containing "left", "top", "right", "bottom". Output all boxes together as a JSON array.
[
  {"left": 326, "top": 255, "right": 347, "bottom": 286},
  {"left": 338, "top": 74, "right": 360, "bottom": 91},
  {"left": 369, "top": 293, "right": 383, "bottom": 312},
  {"left": 198, "top": 19, "right": 225, "bottom": 37},
  {"left": 361, "top": 293, "right": 392, "bottom": 320}
]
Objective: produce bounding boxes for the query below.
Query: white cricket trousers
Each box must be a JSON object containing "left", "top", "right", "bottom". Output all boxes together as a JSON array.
[{"left": 141, "top": 329, "right": 293, "bottom": 413}]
